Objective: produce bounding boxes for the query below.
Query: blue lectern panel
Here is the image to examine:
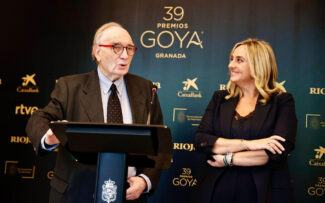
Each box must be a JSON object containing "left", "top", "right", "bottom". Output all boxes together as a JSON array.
[
  {"left": 66, "top": 126, "right": 151, "bottom": 137},
  {"left": 95, "top": 153, "right": 127, "bottom": 203}
]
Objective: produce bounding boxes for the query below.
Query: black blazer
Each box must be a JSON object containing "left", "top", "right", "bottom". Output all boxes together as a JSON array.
[
  {"left": 193, "top": 90, "right": 297, "bottom": 203},
  {"left": 26, "top": 69, "right": 163, "bottom": 202}
]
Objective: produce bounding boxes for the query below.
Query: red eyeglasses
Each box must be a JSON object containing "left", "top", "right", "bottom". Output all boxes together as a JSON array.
[{"left": 99, "top": 44, "right": 137, "bottom": 56}]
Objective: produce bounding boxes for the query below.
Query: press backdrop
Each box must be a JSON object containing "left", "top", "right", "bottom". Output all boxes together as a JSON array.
[{"left": 1, "top": 0, "right": 324, "bottom": 202}]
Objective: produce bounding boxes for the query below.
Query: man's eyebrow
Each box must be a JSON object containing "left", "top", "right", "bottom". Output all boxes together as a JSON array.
[{"left": 110, "top": 41, "right": 135, "bottom": 46}]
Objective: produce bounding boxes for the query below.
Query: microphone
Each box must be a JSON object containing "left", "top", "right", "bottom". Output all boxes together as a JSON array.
[{"left": 146, "top": 85, "right": 158, "bottom": 125}]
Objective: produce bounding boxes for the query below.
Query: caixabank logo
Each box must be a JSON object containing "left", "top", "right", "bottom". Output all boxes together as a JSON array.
[
  {"left": 309, "top": 146, "right": 325, "bottom": 167},
  {"left": 140, "top": 5, "right": 204, "bottom": 59},
  {"left": 17, "top": 73, "right": 39, "bottom": 93},
  {"left": 177, "top": 77, "right": 202, "bottom": 98},
  {"left": 172, "top": 168, "right": 197, "bottom": 187}
]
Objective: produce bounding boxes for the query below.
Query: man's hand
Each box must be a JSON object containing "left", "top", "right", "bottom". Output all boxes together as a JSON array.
[
  {"left": 126, "top": 176, "right": 147, "bottom": 200},
  {"left": 44, "top": 129, "right": 60, "bottom": 145}
]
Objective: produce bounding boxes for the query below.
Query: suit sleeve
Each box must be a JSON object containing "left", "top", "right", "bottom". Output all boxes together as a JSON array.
[
  {"left": 25, "top": 78, "right": 67, "bottom": 155},
  {"left": 266, "top": 93, "right": 298, "bottom": 160},
  {"left": 194, "top": 91, "right": 222, "bottom": 154}
]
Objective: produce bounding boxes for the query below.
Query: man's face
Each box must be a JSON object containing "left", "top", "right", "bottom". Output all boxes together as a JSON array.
[{"left": 94, "top": 26, "right": 134, "bottom": 81}]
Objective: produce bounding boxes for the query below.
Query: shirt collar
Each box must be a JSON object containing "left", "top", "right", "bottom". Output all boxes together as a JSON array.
[{"left": 97, "top": 67, "right": 124, "bottom": 95}]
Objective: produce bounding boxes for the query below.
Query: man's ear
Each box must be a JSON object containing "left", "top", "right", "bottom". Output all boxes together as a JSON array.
[{"left": 93, "top": 45, "right": 101, "bottom": 62}]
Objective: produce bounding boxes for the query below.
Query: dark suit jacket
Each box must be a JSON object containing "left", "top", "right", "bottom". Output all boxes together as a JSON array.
[
  {"left": 193, "top": 90, "right": 297, "bottom": 203},
  {"left": 26, "top": 69, "right": 163, "bottom": 202}
]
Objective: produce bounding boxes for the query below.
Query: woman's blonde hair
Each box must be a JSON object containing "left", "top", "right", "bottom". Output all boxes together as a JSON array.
[{"left": 226, "top": 38, "right": 286, "bottom": 103}]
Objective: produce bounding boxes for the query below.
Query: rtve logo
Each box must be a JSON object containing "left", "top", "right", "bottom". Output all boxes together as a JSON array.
[
  {"left": 15, "top": 104, "right": 38, "bottom": 115},
  {"left": 310, "top": 88, "right": 325, "bottom": 95}
]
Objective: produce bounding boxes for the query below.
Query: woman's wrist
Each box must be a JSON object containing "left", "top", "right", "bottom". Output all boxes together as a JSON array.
[
  {"left": 217, "top": 155, "right": 226, "bottom": 167},
  {"left": 223, "top": 152, "right": 234, "bottom": 167},
  {"left": 240, "top": 139, "right": 249, "bottom": 151}
]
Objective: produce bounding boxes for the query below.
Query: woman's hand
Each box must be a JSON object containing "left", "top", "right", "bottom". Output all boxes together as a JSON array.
[
  {"left": 207, "top": 154, "right": 226, "bottom": 167},
  {"left": 245, "top": 135, "right": 285, "bottom": 154}
]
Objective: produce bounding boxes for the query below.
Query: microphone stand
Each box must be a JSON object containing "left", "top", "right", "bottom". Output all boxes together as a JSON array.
[{"left": 146, "top": 85, "right": 157, "bottom": 125}]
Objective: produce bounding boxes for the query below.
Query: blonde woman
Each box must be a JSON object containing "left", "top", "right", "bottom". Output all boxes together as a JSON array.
[{"left": 193, "top": 38, "right": 297, "bottom": 203}]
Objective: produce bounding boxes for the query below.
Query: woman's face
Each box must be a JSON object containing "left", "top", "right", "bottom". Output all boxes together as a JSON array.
[{"left": 228, "top": 45, "right": 254, "bottom": 87}]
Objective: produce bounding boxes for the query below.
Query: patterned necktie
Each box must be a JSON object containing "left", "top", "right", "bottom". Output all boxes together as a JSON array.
[{"left": 107, "top": 83, "right": 123, "bottom": 123}]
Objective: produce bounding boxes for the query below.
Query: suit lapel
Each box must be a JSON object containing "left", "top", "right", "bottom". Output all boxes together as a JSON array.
[
  {"left": 80, "top": 69, "right": 104, "bottom": 122},
  {"left": 220, "top": 97, "right": 238, "bottom": 139},
  {"left": 124, "top": 74, "right": 147, "bottom": 124},
  {"left": 251, "top": 98, "right": 272, "bottom": 139}
]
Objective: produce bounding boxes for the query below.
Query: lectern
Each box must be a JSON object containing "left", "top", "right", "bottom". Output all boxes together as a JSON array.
[{"left": 49, "top": 121, "right": 172, "bottom": 203}]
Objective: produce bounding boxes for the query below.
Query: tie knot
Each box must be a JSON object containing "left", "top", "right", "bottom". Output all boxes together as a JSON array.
[{"left": 110, "top": 83, "right": 117, "bottom": 93}]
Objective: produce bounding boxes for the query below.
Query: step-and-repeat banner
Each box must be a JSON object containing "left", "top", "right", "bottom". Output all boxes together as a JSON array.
[{"left": 1, "top": 0, "right": 324, "bottom": 202}]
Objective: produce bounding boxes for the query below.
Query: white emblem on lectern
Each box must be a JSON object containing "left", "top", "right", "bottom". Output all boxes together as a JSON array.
[{"left": 102, "top": 179, "right": 117, "bottom": 203}]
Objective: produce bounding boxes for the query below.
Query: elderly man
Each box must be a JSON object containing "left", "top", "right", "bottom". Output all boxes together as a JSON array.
[{"left": 26, "top": 22, "right": 163, "bottom": 203}]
